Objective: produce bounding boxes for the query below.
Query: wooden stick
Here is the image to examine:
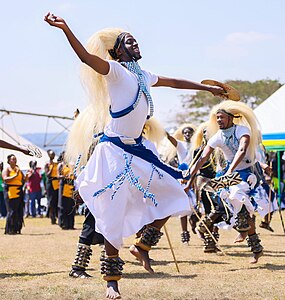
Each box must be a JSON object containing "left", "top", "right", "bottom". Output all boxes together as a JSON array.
[
  {"left": 267, "top": 161, "right": 273, "bottom": 222},
  {"left": 269, "top": 178, "right": 285, "bottom": 234},
  {"left": 163, "top": 225, "right": 180, "bottom": 273}
]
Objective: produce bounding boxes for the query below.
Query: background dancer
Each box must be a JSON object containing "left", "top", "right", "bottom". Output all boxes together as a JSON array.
[
  {"left": 186, "top": 100, "right": 264, "bottom": 263},
  {"left": 254, "top": 141, "right": 277, "bottom": 232},
  {"left": 69, "top": 141, "right": 105, "bottom": 279},
  {"left": 187, "top": 122, "right": 228, "bottom": 253},
  {"left": 166, "top": 124, "right": 196, "bottom": 245},
  {"left": 44, "top": 12, "right": 225, "bottom": 299}
]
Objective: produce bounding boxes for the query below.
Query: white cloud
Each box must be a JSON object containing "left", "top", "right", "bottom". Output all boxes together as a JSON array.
[
  {"left": 206, "top": 31, "right": 274, "bottom": 59},
  {"left": 57, "top": 3, "right": 74, "bottom": 13},
  {"left": 225, "top": 31, "right": 273, "bottom": 44}
]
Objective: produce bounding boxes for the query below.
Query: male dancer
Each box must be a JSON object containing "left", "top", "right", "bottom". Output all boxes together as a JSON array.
[
  {"left": 166, "top": 124, "right": 197, "bottom": 244},
  {"left": 188, "top": 122, "right": 228, "bottom": 253},
  {"left": 186, "top": 100, "right": 264, "bottom": 263}
]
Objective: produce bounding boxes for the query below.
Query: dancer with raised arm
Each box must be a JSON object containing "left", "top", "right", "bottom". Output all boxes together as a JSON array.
[{"left": 44, "top": 12, "right": 225, "bottom": 299}]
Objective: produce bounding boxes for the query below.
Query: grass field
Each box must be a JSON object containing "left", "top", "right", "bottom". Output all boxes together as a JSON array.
[{"left": 1, "top": 212, "right": 285, "bottom": 300}]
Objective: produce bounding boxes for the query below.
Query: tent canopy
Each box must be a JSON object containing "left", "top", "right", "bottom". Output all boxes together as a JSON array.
[{"left": 254, "top": 85, "right": 285, "bottom": 151}]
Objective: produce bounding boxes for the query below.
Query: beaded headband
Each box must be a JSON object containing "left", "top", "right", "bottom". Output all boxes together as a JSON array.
[
  {"left": 108, "top": 32, "right": 128, "bottom": 59},
  {"left": 216, "top": 109, "right": 241, "bottom": 118}
]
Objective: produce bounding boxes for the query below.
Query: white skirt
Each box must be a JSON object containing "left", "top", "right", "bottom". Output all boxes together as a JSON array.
[
  {"left": 253, "top": 185, "right": 278, "bottom": 217},
  {"left": 77, "top": 141, "right": 191, "bottom": 249}
]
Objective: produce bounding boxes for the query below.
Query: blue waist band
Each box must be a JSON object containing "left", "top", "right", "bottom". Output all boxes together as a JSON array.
[{"left": 100, "top": 134, "right": 185, "bottom": 180}]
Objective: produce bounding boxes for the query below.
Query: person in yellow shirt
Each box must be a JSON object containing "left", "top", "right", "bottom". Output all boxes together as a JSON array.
[
  {"left": 44, "top": 150, "right": 59, "bottom": 224},
  {"left": 2, "top": 154, "right": 25, "bottom": 234},
  {"left": 57, "top": 151, "right": 75, "bottom": 230}
]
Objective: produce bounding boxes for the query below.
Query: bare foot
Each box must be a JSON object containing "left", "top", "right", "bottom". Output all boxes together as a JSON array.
[
  {"left": 106, "top": 281, "right": 121, "bottom": 299},
  {"left": 250, "top": 251, "right": 263, "bottom": 264},
  {"left": 129, "top": 245, "right": 154, "bottom": 274},
  {"left": 234, "top": 231, "right": 248, "bottom": 243}
]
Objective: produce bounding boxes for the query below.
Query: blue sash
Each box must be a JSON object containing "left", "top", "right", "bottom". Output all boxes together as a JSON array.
[
  {"left": 100, "top": 134, "right": 186, "bottom": 180},
  {"left": 109, "top": 89, "right": 140, "bottom": 118}
]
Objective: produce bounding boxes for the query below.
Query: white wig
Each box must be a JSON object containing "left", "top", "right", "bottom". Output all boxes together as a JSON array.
[
  {"left": 65, "top": 28, "right": 124, "bottom": 167},
  {"left": 143, "top": 117, "right": 166, "bottom": 147}
]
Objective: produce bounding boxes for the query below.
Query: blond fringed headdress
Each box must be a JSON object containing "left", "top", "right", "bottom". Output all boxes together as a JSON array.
[
  {"left": 191, "top": 121, "right": 209, "bottom": 151},
  {"left": 65, "top": 28, "right": 125, "bottom": 168},
  {"left": 207, "top": 100, "right": 260, "bottom": 163},
  {"left": 65, "top": 106, "right": 96, "bottom": 168},
  {"left": 190, "top": 121, "right": 226, "bottom": 170},
  {"left": 165, "top": 123, "right": 196, "bottom": 163},
  {"left": 142, "top": 117, "right": 166, "bottom": 147},
  {"left": 173, "top": 123, "right": 196, "bottom": 141}
]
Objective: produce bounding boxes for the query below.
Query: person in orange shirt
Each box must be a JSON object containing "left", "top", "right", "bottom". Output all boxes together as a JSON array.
[
  {"left": 44, "top": 150, "right": 59, "bottom": 224},
  {"left": 57, "top": 151, "right": 75, "bottom": 230},
  {"left": 2, "top": 154, "right": 25, "bottom": 234}
]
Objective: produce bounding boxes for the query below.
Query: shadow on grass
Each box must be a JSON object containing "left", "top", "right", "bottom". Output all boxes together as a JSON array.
[
  {"left": 22, "top": 233, "right": 55, "bottom": 236},
  {"left": 225, "top": 251, "right": 251, "bottom": 258},
  {"left": 226, "top": 250, "right": 285, "bottom": 258},
  {"left": 125, "top": 259, "right": 229, "bottom": 267},
  {"left": 250, "top": 263, "right": 285, "bottom": 271},
  {"left": 270, "top": 234, "right": 285, "bottom": 237},
  {"left": 263, "top": 249, "right": 285, "bottom": 254},
  {"left": 262, "top": 250, "right": 285, "bottom": 258},
  {"left": 122, "top": 246, "right": 169, "bottom": 250},
  {"left": 228, "top": 263, "right": 285, "bottom": 272},
  {"left": 220, "top": 244, "right": 248, "bottom": 249},
  {"left": 0, "top": 270, "right": 66, "bottom": 279},
  {"left": 124, "top": 271, "right": 198, "bottom": 279}
]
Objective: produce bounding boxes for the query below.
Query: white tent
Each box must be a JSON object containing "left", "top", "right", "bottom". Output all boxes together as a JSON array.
[
  {"left": 254, "top": 84, "right": 285, "bottom": 135},
  {"left": 0, "top": 126, "right": 49, "bottom": 171}
]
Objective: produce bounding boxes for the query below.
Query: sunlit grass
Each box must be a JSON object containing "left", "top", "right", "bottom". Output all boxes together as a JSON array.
[{"left": 0, "top": 212, "right": 285, "bottom": 299}]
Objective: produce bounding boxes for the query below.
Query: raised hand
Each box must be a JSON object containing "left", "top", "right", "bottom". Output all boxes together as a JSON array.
[
  {"left": 44, "top": 12, "right": 67, "bottom": 29},
  {"left": 208, "top": 86, "right": 227, "bottom": 98}
]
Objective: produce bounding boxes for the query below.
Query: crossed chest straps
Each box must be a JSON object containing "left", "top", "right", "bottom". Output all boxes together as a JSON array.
[
  {"left": 109, "top": 61, "right": 154, "bottom": 119},
  {"left": 221, "top": 125, "right": 251, "bottom": 165}
]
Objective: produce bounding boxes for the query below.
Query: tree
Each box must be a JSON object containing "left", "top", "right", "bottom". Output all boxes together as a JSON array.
[{"left": 175, "top": 79, "right": 282, "bottom": 125}]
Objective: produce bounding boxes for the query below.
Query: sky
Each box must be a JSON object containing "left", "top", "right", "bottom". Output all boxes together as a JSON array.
[{"left": 1, "top": 0, "right": 285, "bottom": 134}]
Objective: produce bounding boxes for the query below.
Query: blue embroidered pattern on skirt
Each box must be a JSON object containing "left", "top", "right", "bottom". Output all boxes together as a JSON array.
[
  {"left": 93, "top": 152, "right": 163, "bottom": 206},
  {"left": 74, "top": 154, "right": 82, "bottom": 177}
]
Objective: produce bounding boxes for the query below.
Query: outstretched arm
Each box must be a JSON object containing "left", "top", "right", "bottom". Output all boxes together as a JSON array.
[
  {"left": 154, "top": 76, "right": 225, "bottom": 97},
  {"left": 44, "top": 12, "right": 109, "bottom": 75},
  {"left": 0, "top": 140, "right": 31, "bottom": 156},
  {"left": 165, "top": 131, "right": 178, "bottom": 147}
]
